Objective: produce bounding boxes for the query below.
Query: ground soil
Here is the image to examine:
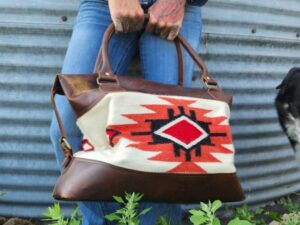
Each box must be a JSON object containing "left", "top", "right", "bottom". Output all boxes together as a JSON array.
[{"left": 0, "top": 218, "right": 42, "bottom": 225}]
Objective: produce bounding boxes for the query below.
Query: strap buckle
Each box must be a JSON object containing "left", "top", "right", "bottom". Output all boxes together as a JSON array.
[
  {"left": 202, "top": 76, "right": 219, "bottom": 89},
  {"left": 59, "top": 137, "right": 72, "bottom": 150}
]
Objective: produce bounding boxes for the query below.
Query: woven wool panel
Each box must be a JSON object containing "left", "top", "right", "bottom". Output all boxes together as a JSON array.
[{"left": 76, "top": 92, "right": 236, "bottom": 174}]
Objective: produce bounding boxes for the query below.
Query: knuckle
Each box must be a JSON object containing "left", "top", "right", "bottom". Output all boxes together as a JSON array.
[
  {"left": 127, "top": 11, "right": 135, "bottom": 18},
  {"left": 149, "top": 17, "right": 157, "bottom": 24},
  {"left": 173, "top": 24, "right": 180, "bottom": 30},
  {"left": 137, "top": 10, "right": 144, "bottom": 18},
  {"left": 168, "top": 35, "right": 175, "bottom": 41},
  {"left": 158, "top": 21, "right": 166, "bottom": 28},
  {"left": 165, "top": 22, "right": 173, "bottom": 28},
  {"left": 119, "top": 10, "right": 129, "bottom": 18}
]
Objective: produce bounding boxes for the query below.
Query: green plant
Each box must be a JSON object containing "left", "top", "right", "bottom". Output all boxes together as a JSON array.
[
  {"left": 280, "top": 212, "right": 300, "bottom": 225},
  {"left": 233, "top": 204, "right": 266, "bottom": 225},
  {"left": 0, "top": 192, "right": 5, "bottom": 197},
  {"left": 285, "top": 217, "right": 300, "bottom": 225},
  {"left": 264, "top": 210, "right": 281, "bottom": 222},
  {"left": 227, "top": 218, "right": 252, "bottom": 225},
  {"left": 105, "top": 192, "right": 151, "bottom": 225},
  {"left": 155, "top": 215, "right": 171, "bottom": 225},
  {"left": 189, "top": 200, "right": 222, "bottom": 225},
  {"left": 42, "top": 202, "right": 81, "bottom": 225},
  {"left": 278, "top": 197, "right": 300, "bottom": 214},
  {"left": 189, "top": 200, "right": 252, "bottom": 225}
]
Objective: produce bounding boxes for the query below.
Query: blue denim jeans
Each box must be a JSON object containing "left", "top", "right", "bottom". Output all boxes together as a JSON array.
[{"left": 50, "top": 0, "right": 202, "bottom": 224}]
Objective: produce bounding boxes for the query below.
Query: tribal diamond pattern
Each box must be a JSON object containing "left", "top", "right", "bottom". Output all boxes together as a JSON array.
[{"left": 106, "top": 96, "right": 233, "bottom": 173}]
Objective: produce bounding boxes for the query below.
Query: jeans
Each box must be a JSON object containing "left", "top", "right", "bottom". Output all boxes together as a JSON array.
[{"left": 49, "top": 0, "right": 202, "bottom": 224}]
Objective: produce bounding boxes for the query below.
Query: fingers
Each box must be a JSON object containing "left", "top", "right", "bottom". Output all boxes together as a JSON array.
[
  {"left": 160, "top": 23, "right": 173, "bottom": 39},
  {"left": 114, "top": 18, "right": 124, "bottom": 32},
  {"left": 129, "top": 11, "right": 145, "bottom": 32},
  {"left": 121, "top": 17, "right": 130, "bottom": 33},
  {"left": 167, "top": 27, "right": 180, "bottom": 41},
  {"left": 145, "top": 17, "right": 157, "bottom": 33},
  {"left": 111, "top": 9, "right": 144, "bottom": 33},
  {"left": 146, "top": 16, "right": 181, "bottom": 40}
]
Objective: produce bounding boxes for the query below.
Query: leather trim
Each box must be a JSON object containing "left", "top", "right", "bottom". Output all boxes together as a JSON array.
[
  {"left": 53, "top": 157, "right": 245, "bottom": 203},
  {"left": 57, "top": 74, "right": 232, "bottom": 118}
]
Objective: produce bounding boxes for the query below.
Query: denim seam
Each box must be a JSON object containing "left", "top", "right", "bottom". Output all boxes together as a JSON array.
[
  {"left": 139, "top": 36, "right": 147, "bottom": 80},
  {"left": 114, "top": 36, "right": 139, "bottom": 74}
]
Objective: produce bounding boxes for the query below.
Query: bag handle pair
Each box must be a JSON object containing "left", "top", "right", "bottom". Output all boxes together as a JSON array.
[{"left": 94, "top": 22, "right": 218, "bottom": 88}]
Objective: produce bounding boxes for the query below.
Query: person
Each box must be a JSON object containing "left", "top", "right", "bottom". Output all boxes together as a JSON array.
[{"left": 50, "top": 0, "right": 208, "bottom": 224}]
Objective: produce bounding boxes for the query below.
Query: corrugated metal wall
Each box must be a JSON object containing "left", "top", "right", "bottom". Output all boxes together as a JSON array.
[
  {"left": 0, "top": 0, "right": 78, "bottom": 217},
  {"left": 0, "top": 0, "right": 300, "bottom": 218},
  {"left": 200, "top": 0, "right": 300, "bottom": 206}
]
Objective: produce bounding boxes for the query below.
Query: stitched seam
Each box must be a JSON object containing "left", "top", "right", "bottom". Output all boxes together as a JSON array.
[{"left": 73, "top": 157, "right": 236, "bottom": 176}]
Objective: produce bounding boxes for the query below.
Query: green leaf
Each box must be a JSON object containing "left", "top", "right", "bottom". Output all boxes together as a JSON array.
[
  {"left": 228, "top": 218, "right": 253, "bottom": 225},
  {"left": 211, "top": 200, "right": 222, "bottom": 213},
  {"left": 104, "top": 213, "right": 121, "bottom": 221},
  {"left": 255, "top": 208, "right": 264, "bottom": 214},
  {"left": 213, "top": 218, "right": 221, "bottom": 225},
  {"left": 200, "top": 202, "right": 209, "bottom": 213},
  {"left": 135, "top": 193, "right": 144, "bottom": 202},
  {"left": 139, "top": 207, "right": 151, "bottom": 216},
  {"left": 69, "top": 207, "right": 81, "bottom": 225},
  {"left": 265, "top": 210, "right": 281, "bottom": 221},
  {"left": 116, "top": 208, "right": 126, "bottom": 214},
  {"left": 155, "top": 215, "right": 171, "bottom": 225},
  {"left": 113, "top": 195, "right": 125, "bottom": 204},
  {"left": 190, "top": 215, "right": 208, "bottom": 225},
  {"left": 70, "top": 207, "right": 79, "bottom": 219},
  {"left": 105, "top": 192, "right": 150, "bottom": 225},
  {"left": 42, "top": 203, "right": 63, "bottom": 221},
  {"left": 189, "top": 209, "right": 205, "bottom": 216},
  {"left": 42, "top": 202, "right": 77, "bottom": 225}
]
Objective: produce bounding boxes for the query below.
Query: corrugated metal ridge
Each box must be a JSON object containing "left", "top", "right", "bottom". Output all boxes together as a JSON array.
[
  {"left": 0, "top": 22, "right": 72, "bottom": 33},
  {"left": 0, "top": 0, "right": 78, "bottom": 11},
  {"left": 207, "top": 0, "right": 300, "bottom": 17},
  {"left": 202, "top": 32, "right": 300, "bottom": 45}
]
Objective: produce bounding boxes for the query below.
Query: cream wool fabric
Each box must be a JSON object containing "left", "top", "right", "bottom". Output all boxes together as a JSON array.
[{"left": 75, "top": 92, "right": 236, "bottom": 174}]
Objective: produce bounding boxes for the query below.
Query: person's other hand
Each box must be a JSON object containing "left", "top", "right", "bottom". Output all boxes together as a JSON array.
[
  {"left": 108, "top": 0, "right": 144, "bottom": 33},
  {"left": 146, "top": 0, "right": 186, "bottom": 40}
]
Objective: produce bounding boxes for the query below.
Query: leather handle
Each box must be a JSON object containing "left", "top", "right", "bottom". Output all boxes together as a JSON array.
[
  {"left": 94, "top": 24, "right": 185, "bottom": 86},
  {"left": 177, "top": 35, "right": 218, "bottom": 86},
  {"left": 94, "top": 23, "right": 218, "bottom": 87}
]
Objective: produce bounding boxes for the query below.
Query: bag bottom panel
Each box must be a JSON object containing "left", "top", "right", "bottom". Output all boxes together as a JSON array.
[{"left": 53, "top": 157, "right": 245, "bottom": 203}]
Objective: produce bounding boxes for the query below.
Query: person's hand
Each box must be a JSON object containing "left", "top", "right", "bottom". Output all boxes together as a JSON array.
[
  {"left": 146, "top": 0, "right": 186, "bottom": 40},
  {"left": 108, "top": 0, "right": 144, "bottom": 33}
]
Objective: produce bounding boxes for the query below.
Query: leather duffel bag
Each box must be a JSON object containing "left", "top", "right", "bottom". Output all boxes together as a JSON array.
[{"left": 50, "top": 24, "right": 245, "bottom": 203}]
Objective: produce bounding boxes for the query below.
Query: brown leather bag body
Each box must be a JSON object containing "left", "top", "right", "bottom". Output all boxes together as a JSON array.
[{"left": 50, "top": 24, "right": 245, "bottom": 203}]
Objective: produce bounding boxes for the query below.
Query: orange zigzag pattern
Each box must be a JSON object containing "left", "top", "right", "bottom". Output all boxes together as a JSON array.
[{"left": 106, "top": 96, "right": 233, "bottom": 173}]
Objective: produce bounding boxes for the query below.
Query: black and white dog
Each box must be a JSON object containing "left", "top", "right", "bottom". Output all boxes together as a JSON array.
[{"left": 276, "top": 67, "right": 300, "bottom": 162}]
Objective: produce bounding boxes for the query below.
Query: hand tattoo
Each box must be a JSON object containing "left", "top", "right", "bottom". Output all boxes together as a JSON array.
[
  {"left": 151, "top": 0, "right": 185, "bottom": 23},
  {"left": 147, "top": 0, "right": 186, "bottom": 40}
]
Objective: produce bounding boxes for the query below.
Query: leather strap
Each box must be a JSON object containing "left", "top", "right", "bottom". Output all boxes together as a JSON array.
[
  {"left": 94, "top": 24, "right": 185, "bottom": 86},
  {"left": 177, "top": 35, "right": 217, "bottom": 86},
  {"left": 94, "top": 23, "right": 218, "bottom": 87},
  {"left": 50, "top": 78, "right": 73, "bottom": 168}
]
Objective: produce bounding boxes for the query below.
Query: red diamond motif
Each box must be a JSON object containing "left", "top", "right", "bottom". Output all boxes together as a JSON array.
[
  {"left": 154, "top": 116, "right": 208, "bottom": 149},
  {"left": 163, "top": 120, "right": 203, "bottom": 145}
]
